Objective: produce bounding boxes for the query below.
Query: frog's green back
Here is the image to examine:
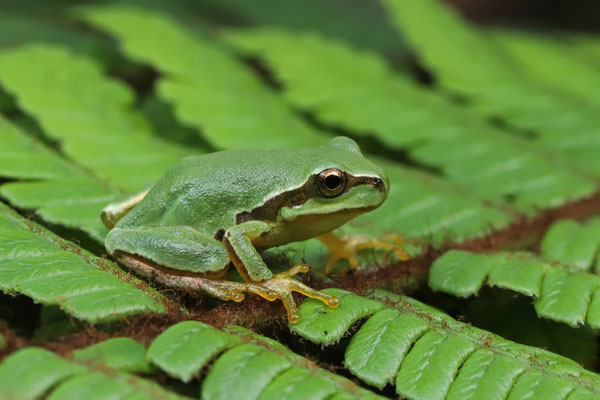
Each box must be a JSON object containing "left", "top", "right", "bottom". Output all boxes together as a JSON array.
[{"left": 115, "top": 137, "right": 386, "bottom": 237}]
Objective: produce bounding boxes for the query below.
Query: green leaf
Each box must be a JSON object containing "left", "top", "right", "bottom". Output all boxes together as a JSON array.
[
  {"left": 76, "top": 5, "right": 324, "bottom": 150},
  {"left": 446, "top": 349, "right": 524, "bottom": 400},
  {"left": 201, "top": 344, "right": 293, "bottom": 400},
  {"left": 345, "top": 308, "right": 428, "bottom": 389},
  {"left": 534, "top": 269, "right": 600, "bottom": 327},
  {"left": 47, "top": 371, "right": 182, "bottom": 400},
  {"left": 461, "top": 292, "right": 598, "bottom": 368},
  {"left": 0, "top": 12, "right": 104, "bottom": 59},
  {"left": 430, "top": 250, "right": 600, "bottom": 327},
  {"left": 488, "top": 29, "right": 600, "bottom": 108},
  {"left": 0, "top": 179, "right": 115, "bottom": 242},
  {"left": 381, "top": 0, "right": 600, "bottom": 175},
  {"left": 0, "top": 347, "right": 185, "bottom": 400},
  {"left": 428, "top": 251, "right": 502, "bottom": 297},
  {"left": 507, "top": 370, "right": 575, "bottom": 400},
  {"left": 289, "top": 288, "right": 383, "bottom": 344},
  {"left": 73, "top": 337, "right": 153, "bottom": 374},
  {"left": 224, "top": 28, "right": 595, "bottom": 212},
  {"left": 396, "top": 330, "right": 476, "bottom": 400},
  {"left": 0, "top": 44, "right": 196, "bottom": 191},
  {"left": 227, "top": 326, "right": 382, "bottom": 399},
  {"left": 199, "top": 0, "right": 403, "bottom": 54},
  {"left": 258, "top": 368, "right": 338, "bottom": 400},
  {"left": 292, "top": 289, "right": 600, "bottom": 397},
  {"left": 77, "top": 5, "right": 515, "bottom": 245},
  {"left": 0, "top": 347, "right": 87, "bottom": 400},
  {"left": 540, "top": 219, "right": 600, "bottom": 272},
  {"left": 0, "top": 116, "right": 115, "bottom": 241},
  {"left": 348, "top": 162, "right": 512, "bottom": 243},
  {"left": 147, "top": 320, "right": 241, "bottom": 382},
  {"left": 486, "top": 255, "right": 545, "bottom": 297},
  {"left": 568, "top": 34, "right": 600, "bottom": 65},
  {"left": 0, "top": 202, "right": 165, "bottom": 322},
  {"left": 0, "top": 116, "right": 77, "bottom": 180},
  {"left": 146, "top": 321, "right": 382, "bottom": 399}
]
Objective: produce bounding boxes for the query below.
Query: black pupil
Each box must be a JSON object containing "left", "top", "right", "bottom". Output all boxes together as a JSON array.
[{"left": 324, "top": 174, "right": 341, "bottom": 190}]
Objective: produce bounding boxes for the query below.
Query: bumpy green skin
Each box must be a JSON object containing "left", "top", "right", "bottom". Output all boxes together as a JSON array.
[{"left": 105, "top": 137, "right": 388, "bottom": 281}]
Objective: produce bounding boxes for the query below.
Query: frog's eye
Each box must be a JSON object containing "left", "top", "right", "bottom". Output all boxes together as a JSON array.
[{"left": 316, "top": 168, "right": 346, "bottom": 198}]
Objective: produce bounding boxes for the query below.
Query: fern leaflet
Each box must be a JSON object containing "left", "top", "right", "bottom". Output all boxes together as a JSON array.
[
  {"left": 0, "top": 347, "right": 184, "bottom": 400},
  {"left": 0, "top": 45, "right": 196, "bottom": 191},
  {"left": 291, "top": 289, "right": 600, "bottom": 398},
  {"left": 382, "top": 0, "right": 600, "bottom": 176},
  {"left": 0, "top": 202, "right": 166, "bottom": 322},
  {"left": 76, "top": 5, "right": 324, "bottom": 150},
  {"left": 224, "top": 27, "right": 596, "bottom": 213},
  {"left": 430, "top": 222, "right": 600, "bottom": 328}
]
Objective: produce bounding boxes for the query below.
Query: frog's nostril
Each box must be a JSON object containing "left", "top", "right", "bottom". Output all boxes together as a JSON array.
[{"left": 370, "top": 177, "right": 385, "bottom": 192}]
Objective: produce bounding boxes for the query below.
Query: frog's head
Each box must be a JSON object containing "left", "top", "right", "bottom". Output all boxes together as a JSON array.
[{"left": 274, "top": 137, "right": 389, "bottom": 238}]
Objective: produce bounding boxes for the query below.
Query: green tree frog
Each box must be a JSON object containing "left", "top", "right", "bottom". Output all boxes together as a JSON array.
[{"left": 102, "top": 137, "right": 389, "bottom": 323}]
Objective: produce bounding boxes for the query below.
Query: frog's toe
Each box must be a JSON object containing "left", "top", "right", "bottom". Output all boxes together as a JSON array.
[
  {"left": 286, "top": 278, "right": 340, "bottom": 309},
  {"left": 228, "top": 291, "right": 245, "bottom": 302},
  {"left": 200, "top": 280, "right": 248, "bottom": 302},
  {"left": 318, "top": 232, "right": 411, "bottom": 273},
  {"left": 278, "top": 288, "right": 301, "bottom": 324},
  {"left": 275, "top": 263, "right": 309, "bottom": 278},
  {"left": 245, "top": 265, "right": 340, "bottom": 324}
]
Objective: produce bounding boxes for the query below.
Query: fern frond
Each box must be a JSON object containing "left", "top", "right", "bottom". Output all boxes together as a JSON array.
[
  {"left": 0, "top": 178, "right": 115, "bottom": 242},
  {"left": 568, "top": 34, "right": 600, "bottom": 65},
  {"left": 77, "top": 6, "right": 513, "bottom": 244},
  {"left": 199, "top": 0, "right": 402, "bottom": 54},
  {"left": 0, "top": 116, "right": 77, "bottom": 180},
  {"left": 146, "top": 320, "right": 383, "bottom": 399},
  {"left": 0, "top": 347, "right": 184, "bottom": 400},
  {"left": 345, "top": 161, "right": 512, "bottom": 243},
  {"left": 540, "top": 218, "right": 600, "bottom": 272},
  {"left": 382, "top": 0, "right": 600, "bottom": 175},
  {"left": 0, "top": 102, "right": 510, "bottom": 247},
  {"left": 147, "top": 320, "right": 241, "bottom": 383},
  {"left": 76, "top": 5, "right": 324, "bottom": 150},
  {"left": 0, "top": 115, "right": 116, "bottom": 241},
  {"left": 488, "top": 30, "right": 600, "bottom": 108},
  {"left": 291, "top": 289, "right": 600, "bottom": 397},
  {"left": 0, "top": 322, "right": 384, "bottom": 399},
  {"left": 0, "top": 202, "right": 165, "bottom": 322},
  {"left": 0, "top": 44, "right": 196, "bottom": 191},
  {"left": 0, "top": 11, "right": 103, "bottom": 52},
  {"left": 429, "top": 248, "right": 600, "bottom": 328},
  {"left": 224, "top": 27, "right": 596, "bottom": 212},
  {"left": 72, "top": 337, "right": 153, "bottom": 374}
]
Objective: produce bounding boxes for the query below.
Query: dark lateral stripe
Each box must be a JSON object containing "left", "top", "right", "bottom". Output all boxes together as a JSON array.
[{"left": 236, "top": 172, "right": 381, "bottom": 224}]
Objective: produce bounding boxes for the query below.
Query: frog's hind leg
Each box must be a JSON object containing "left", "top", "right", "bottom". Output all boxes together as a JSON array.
[
  {"left": 101, "top": 186, "right": 152, "bottom": 229},
  {"left": 318, "top": 232, "right": 411, "bottom": 273},
  {"left": 106, "top": 225, "right": 249, "bottom": 302},
  {"left": 113, "top": 252, "right": 248, "bottom": 302}
]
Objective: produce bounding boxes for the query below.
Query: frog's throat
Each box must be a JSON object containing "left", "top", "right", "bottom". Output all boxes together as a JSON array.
[{"left": 235, "top": 173, "right": 385, "bottom": 225}]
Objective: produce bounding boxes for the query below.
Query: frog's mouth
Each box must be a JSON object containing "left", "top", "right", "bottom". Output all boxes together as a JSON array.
[{"left": 236, "top": 173, "right": 388, "bottom": 226}]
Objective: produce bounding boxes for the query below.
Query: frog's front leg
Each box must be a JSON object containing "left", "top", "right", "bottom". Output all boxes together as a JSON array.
[{"left": 223, "top": 221, "right": 340, "bottom": 323}]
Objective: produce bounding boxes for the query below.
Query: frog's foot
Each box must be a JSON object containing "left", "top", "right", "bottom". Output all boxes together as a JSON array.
[
  {"left": 198, "top": 279, "right": 249, "bottom": 303},
  {"left": 317, "top": 232, "right": 411, "bottom": 274},
  {"left": 245, "top": 264, "right": 340, "bottom": 324}
]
